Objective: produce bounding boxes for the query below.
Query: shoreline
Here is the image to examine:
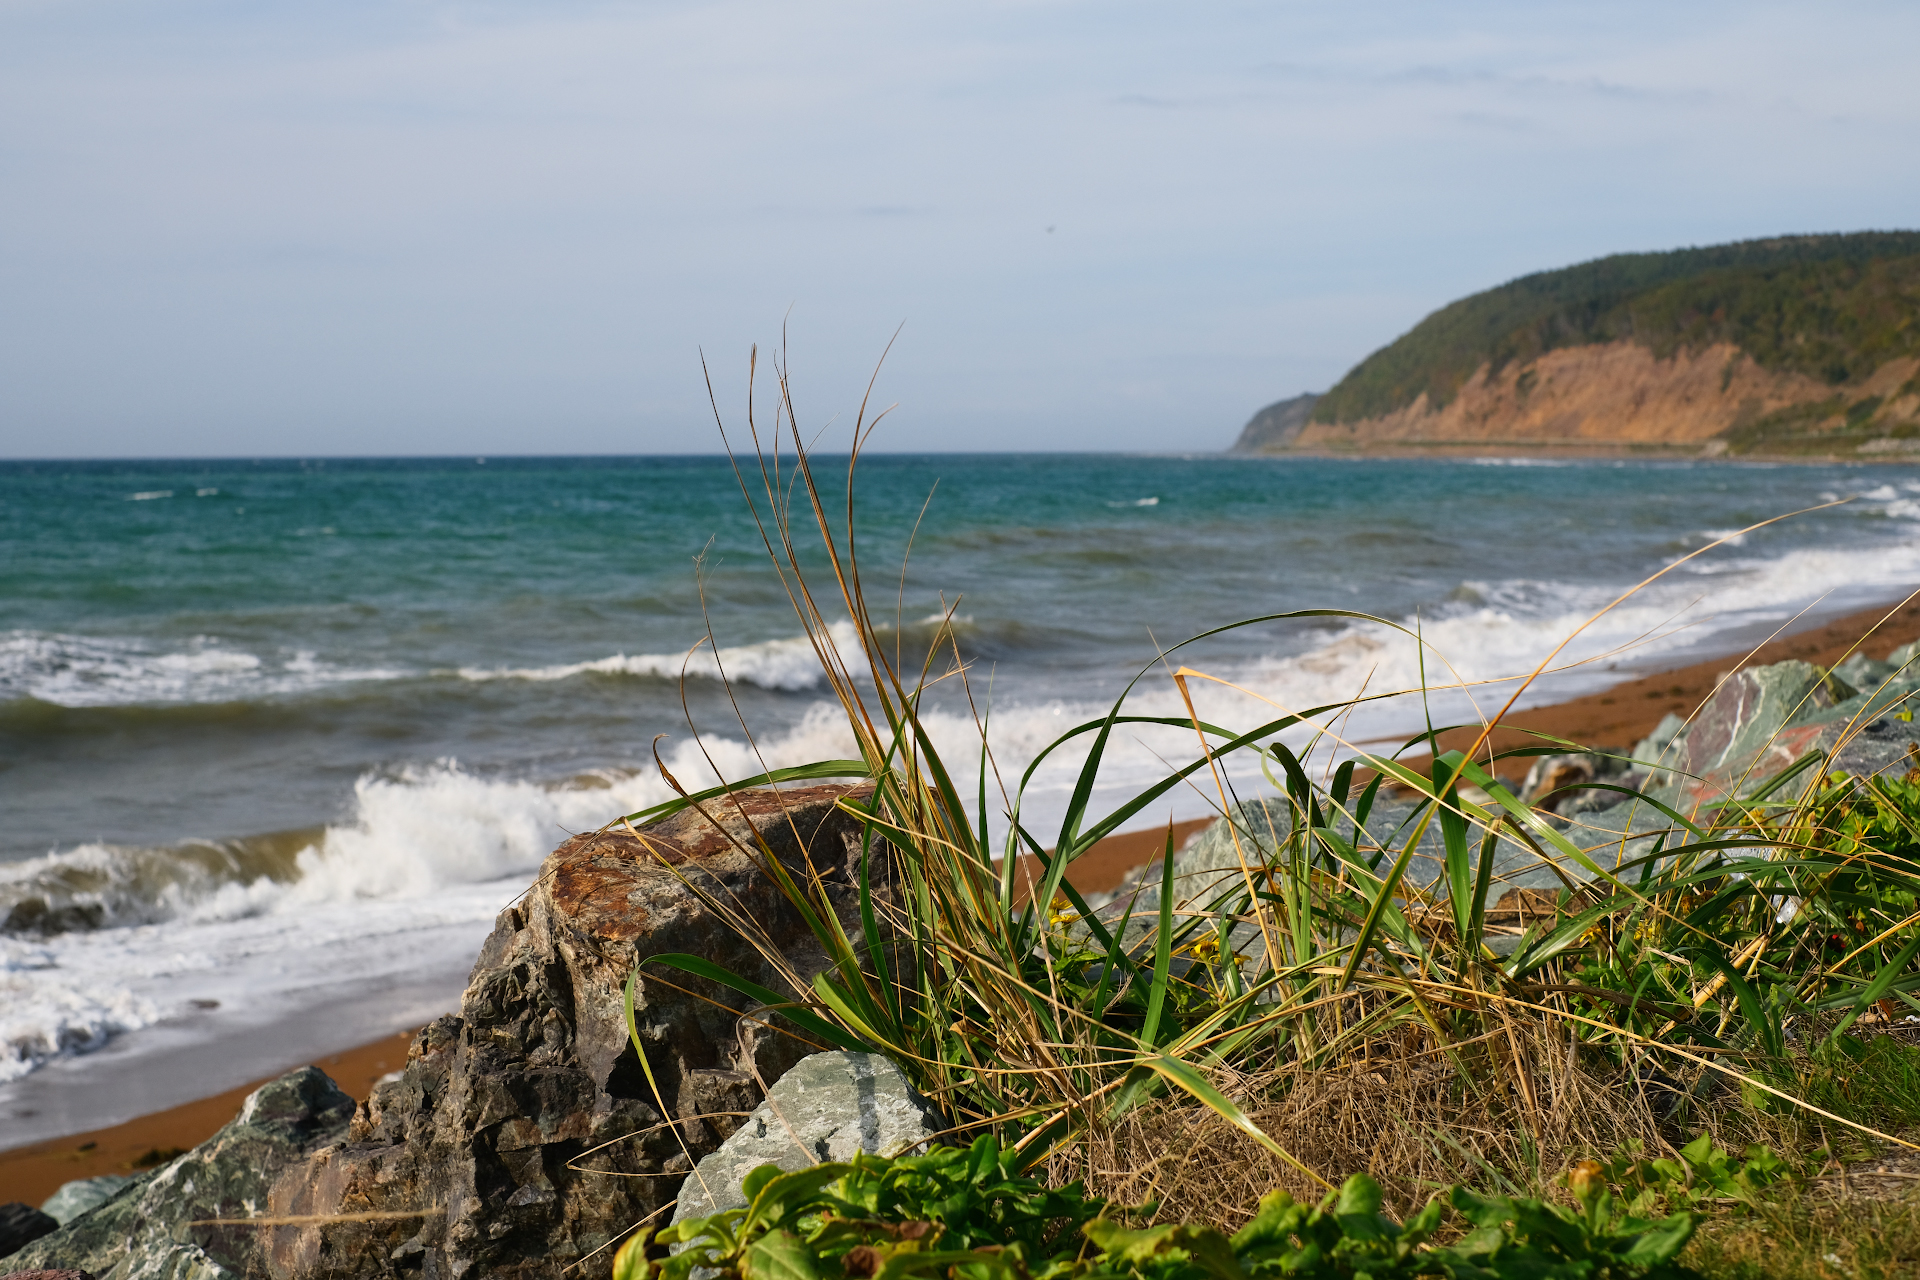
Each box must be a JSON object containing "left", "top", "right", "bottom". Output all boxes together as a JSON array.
[
  {"left": 1230, "top": 444, "right": 1920, "bottom": 464},
  {"left": 6, "top": 591, "right": 1919, "bottom": 1206}
]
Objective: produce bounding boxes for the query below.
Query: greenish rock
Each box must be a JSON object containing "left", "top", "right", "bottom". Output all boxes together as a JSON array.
[
  {"left": 4, "top": 1068, "right": 353, "bottom": 1280},
  {"left": 670, "top": 1052, "right": 945, "bottom": 1226},
  {"left": 1833, "top": 651, "right": 1893, "bottom": 693},
  {"left": 39, "top": 1177, "right": 135, "bottom": 1227}
]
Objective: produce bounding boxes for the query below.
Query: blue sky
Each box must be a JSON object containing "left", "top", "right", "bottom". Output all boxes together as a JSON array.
[{"left": 3, "top": 1, "right": 1918, "bottom": 457}]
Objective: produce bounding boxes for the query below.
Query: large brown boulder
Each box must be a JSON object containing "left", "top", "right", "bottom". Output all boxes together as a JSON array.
[{"left": 263, "top": 781, "right": 882, "bottom": 1280}]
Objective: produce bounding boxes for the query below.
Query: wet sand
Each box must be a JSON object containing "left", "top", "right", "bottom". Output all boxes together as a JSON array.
[
  {"left": 0, "top": 1028, "right": 418, "bottom": 1208},
  {"left": 6, "top": 592, "right": 1919, "bottom": 1208}
]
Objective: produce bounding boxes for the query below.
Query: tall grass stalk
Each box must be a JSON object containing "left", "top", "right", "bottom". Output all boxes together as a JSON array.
[{"left": 626, "top": 350, "right": 1920, "bottom": 1203}]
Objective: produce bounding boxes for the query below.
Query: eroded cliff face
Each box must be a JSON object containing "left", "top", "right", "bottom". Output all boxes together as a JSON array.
[{"left": 1283, "top": 342, "right": 1920, "bottom": 456}]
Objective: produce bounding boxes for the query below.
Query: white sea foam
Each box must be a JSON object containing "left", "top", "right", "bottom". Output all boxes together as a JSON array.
[
  {"left": 0, "top": 704, "right": 863, "bottom": 1084},
  {"left": 455, "top": 621, "right": 858, "bottom": 692},
  {"left": 0, "top": 939, "right": 161, "bottom": 1084},
  {"left": 1467, "top": 457, "right": 1573, "bottom": 467},
  {"left": 0, "top": 631, "right": 406, "bottom": 707}
]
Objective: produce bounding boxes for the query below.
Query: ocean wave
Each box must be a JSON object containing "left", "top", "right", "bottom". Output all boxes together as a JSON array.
[
  {"left": 1218, "top": 531, "right": 1920, "bottom": 746},
  {"left": 455, "top": 621, "right": 860, "bottom": 692},
  {"left": 1, "top": 704, "right": 863, "bottom": 937},
  {"left": 0, "top": 940, "right": 161, "bottom": 1084},
  {"left": 0, "top": 631, "right": 406, "bottom": 708},
  {"left": 0, "top": 706, "right": 865, "bottom": 1083}
]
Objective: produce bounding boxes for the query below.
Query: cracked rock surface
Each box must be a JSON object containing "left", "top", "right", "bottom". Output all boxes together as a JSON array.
[
  {"left": 275, "top": 782, "right": 878, "bottom": 1280},
  {"left": 670, "top": 1052, "right": 946, "bottom": 1225}
]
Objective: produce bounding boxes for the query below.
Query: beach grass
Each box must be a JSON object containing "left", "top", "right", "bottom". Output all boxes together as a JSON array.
[{"left": 623, "top": 348, "right": 1920, "bottom": 1270}]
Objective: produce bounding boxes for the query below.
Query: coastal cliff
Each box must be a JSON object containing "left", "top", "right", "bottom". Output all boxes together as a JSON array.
[{"left": 1235, "top": 231, "right": 1920, "bottom": 458}]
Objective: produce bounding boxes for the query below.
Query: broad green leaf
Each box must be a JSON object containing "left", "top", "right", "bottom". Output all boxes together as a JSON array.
[
  {"left": 611, "top": 1231, "right": 652, "bottom": 1280},
  {"left": 742, "top": 1228, "right": 821, "bottom": 1280}
]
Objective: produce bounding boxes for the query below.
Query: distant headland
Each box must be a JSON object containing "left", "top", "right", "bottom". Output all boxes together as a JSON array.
[{"left": 1231, "top": 231, "right": 1920, "bottom": 459}]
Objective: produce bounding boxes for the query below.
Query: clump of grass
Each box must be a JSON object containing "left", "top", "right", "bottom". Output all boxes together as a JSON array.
[
  {"left": 628, "top": 345, "right": 1920, "bottom": 1226},
  {"left": 1049, "top": 1026, "right": 1673, "bottom": 1225},
  {"left": 1687, "top": 1196, "right": 1920, "bottom": 1280}
]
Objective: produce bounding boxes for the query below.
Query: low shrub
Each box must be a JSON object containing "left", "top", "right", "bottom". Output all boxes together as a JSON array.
[{"left": 611, "top": 1137, "right": 1705, "bottom": 1280}]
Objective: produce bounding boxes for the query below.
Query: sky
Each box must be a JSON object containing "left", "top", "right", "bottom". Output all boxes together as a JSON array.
[{"left": 2, "top": 1, "right": 1918, "bottom": 458}]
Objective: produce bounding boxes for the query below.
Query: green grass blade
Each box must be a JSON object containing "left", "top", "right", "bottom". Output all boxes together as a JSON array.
[
  {"left": 643, "top": 953, "right": 873, "bottom": 1053},
  {"left": 1139, "top": 830, "right": 1178, "bottom": 1048},
  {"left": 620, "top": 759, "right": 872, "bottom": 825}
]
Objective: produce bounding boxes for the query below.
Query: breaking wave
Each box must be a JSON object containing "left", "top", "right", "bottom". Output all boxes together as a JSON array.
[
  {"left": 0, "top": 631, "right": 405, "bottom": 708},
  {"left": 456, "top": 621, "right": 861, "bottom": 692}
]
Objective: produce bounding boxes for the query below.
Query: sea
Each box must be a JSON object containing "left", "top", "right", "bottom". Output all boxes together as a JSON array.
[{"left": 5, "top": 452, "right": 1920, "bottom": 1141}]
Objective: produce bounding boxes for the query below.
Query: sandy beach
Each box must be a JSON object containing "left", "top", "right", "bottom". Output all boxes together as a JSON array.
[{"left": 5, "top": 590, "right": 1918, "bottom": 1209}]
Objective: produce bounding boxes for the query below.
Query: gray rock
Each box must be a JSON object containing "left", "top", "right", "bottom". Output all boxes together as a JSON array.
[
  {"left": 38, "top": 1179, "right": 133, "bottom": 1228},
  {"left": 671, "top": 1052, "right": 945, "bottom": 1226},
  {"left": 4, "top": 1068, "right": 354, "bottom": 1280},
  {"left": 0, "top": 1205, "right": 58, "bottom": 1261},
  {"left": 1630, "top": 714, "right": 1689, "bottom": 789},
  {"left": 254, "top": 782, "right": 892, "bottom": 1280},
  {"left": 1637, "top": 648, "right": 1920, "bottom": 814},
  {"left": 1520, "top": 750, "right": 1642, "bottom": 816}
]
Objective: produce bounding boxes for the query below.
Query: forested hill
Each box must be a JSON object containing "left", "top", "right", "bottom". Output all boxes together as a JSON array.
[
  {"left": 1229, "top": 231, "right": 1920, "bottom": 458},
  {"left": 1314, "top": 231, "right": 1920, "bottom": 425}
]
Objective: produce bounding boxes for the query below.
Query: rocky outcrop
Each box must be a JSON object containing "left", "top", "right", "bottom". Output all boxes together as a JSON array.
[
  {"left": 1638, "top": 644, "right": 1920, "bottom": 810},
  {"left": 671, "top": 1052, "right": 946, "bottom": 1225},
  {"left": 4, "top": 1068, "right": 356, "bottom": 1280},
  {"left": 254, "top": 782, "right": 882, "bottom": 1280},
  {"left": 1227, "top": 393, "right": 1321, "bottom": 453}
]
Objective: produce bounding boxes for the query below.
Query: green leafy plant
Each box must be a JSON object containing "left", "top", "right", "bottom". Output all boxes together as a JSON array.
[
  {"left": 1435, "top": 1173, "right": 1700, "bottom": 1280},
  {"left": 608, "top": 1140, "right": 1704, "bottom": 1280},
  {"left": 1592, "top": 1136, "right": 1803, "bottom": 1217}
]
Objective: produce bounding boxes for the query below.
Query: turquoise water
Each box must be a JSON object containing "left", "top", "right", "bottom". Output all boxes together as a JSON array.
[{"left": 4, "top": 451, "right": 1919, "bottom": 1096}]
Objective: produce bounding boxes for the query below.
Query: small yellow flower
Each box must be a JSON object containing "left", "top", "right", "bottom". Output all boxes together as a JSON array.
[{"left": 1568, "top": 1159, "right": 1604, "bottom": 1203}]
